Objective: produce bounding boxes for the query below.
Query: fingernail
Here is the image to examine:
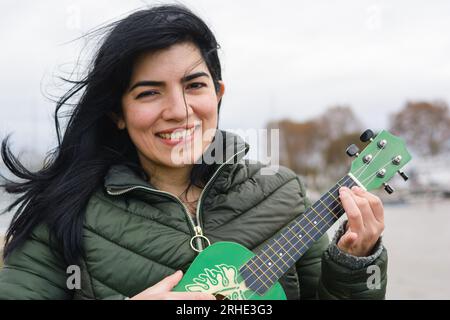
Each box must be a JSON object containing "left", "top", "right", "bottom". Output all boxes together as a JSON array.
[{"left": 351, "top": 186, "right": 360, "bottom": 191}]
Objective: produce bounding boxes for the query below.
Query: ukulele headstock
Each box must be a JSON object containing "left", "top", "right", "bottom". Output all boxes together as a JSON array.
[{"left": 347, "top": 129, "right": 412, "bottom": 193}]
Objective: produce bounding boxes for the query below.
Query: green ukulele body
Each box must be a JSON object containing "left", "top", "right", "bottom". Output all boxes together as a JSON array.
[{"left": 173, "top": 241, "right": 287, "bottom": 300}]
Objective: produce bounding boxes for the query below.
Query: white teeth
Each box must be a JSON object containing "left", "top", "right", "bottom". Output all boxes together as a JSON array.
[{"left": 157, "top": 126, "right": 197, "bottom": 140}]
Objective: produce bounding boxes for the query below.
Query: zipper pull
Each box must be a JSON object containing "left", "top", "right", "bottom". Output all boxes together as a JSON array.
[
  {"left": 195, "top": 225, "right": 203, "bottom": 236},
  {"left": 190, "top": 226, "right": 211, "bottom": 253}
]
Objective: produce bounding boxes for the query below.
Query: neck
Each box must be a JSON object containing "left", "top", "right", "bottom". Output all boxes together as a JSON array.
[
  {"left": 139, "top": 156, "right": 193, "bottom": 196},
  {"left": 240, "top": 174, "right": 359, "bottom": 295}
]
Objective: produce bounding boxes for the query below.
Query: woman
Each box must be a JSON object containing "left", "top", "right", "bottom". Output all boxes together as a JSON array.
[{"left": 0, "top": 4, "right": 386, "bottom": 300}]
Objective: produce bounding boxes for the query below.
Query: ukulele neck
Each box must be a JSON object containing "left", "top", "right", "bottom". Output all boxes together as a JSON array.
[{"left": 239, "top": 174, "right": 360, "bottom": 295}]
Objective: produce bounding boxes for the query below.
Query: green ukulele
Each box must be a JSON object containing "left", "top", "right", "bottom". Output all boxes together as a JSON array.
[{"left": 173, "top": 129, "right": 412, "bottom": 300}]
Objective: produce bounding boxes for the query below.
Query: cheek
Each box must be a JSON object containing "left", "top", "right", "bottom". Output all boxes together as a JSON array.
[
  {"left": 123, "top": 104, "right": 160, "bottom": 131},
  {"left": 191, "top": 95, "right": 219, "bottom": 120}
]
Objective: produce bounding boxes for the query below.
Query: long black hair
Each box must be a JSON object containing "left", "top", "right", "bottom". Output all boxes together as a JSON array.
[{"left": 1, "top": 4, "right": 223, "bottom": 265}]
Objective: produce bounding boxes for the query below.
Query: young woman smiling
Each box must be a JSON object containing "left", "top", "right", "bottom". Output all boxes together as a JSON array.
[{"left": 0, "top": 5, "right": 387, "bottom": 300}]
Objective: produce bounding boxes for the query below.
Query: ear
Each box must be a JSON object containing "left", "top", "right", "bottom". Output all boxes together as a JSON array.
[
  {"left": 216, "top": 81, "right": 225, "bottom": 103},
  {"left": 108, "top": 112, "right": 126, "bottom": 130}
]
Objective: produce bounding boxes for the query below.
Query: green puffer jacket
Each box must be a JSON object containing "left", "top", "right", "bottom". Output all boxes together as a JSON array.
[{"left": 0, "top": 131, "right": 387, "bottom": 300}]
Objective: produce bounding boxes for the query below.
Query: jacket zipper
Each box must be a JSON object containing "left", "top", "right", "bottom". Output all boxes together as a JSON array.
[
  {"left": 194, "top": 147, "right": 248, "bottom": 234},
  {"left": 106, "top": 146, "right": 248, "bottom": 253}
]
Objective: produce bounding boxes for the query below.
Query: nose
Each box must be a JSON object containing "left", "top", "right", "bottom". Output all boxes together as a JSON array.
[{"left": 160, "top": 88, "right": 193, "bottom": 121}]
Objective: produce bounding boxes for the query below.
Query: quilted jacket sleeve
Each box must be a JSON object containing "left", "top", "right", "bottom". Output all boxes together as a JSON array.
[
  {"left": 0, "top": 225, "right": 128, "bottom": 300},
  {"left": 295, "top": 231, "right": 388, "bottom": 299},
  {"left": 0, "top": 225, "right": 72, "bottom": 300}
]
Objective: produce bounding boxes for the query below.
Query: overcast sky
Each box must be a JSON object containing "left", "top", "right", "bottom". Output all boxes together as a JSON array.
[{"left": 1, "top": 0, "right": 450, "bottom": 155}]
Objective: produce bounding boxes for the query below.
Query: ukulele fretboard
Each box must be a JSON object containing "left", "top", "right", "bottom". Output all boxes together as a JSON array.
[{"left": 239, "top": 174, "right": 358, "bottom": 295}]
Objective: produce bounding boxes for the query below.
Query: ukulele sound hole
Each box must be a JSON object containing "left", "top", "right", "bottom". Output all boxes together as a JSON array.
[{"left": 214, "top": 294, "right": 229, "bottom": 300}]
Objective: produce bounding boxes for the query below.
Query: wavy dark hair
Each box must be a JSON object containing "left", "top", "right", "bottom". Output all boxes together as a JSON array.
[{"left": 0, "top": 4, "right": 223, "bottom": 265}]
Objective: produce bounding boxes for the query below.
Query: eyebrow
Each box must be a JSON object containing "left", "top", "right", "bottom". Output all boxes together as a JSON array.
[{"left": 128, "top": 71, "right": 210, "bottom": 92}]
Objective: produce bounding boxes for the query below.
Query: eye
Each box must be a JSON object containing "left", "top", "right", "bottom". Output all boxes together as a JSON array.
[
  {"left": 186, "top": 82, "right": 206, "bottom": 90},
  {"left": 136, "top": 91, "right": 159, "bottom": 99}
]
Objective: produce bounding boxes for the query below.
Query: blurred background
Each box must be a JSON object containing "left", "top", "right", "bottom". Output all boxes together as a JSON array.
[{"left": 1, "top": 0, "right": 449, "bottom": 299}]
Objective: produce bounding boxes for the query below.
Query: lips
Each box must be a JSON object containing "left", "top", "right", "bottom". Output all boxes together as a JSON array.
[
  {"left": 156, "top": 124, "right": 196, "bottom": 135},
  {"left": 155, "top": 124, "right": 201, "bottom": 146}
]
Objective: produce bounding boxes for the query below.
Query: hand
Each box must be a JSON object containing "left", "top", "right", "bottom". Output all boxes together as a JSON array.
[
  {"left": 129, "top": 270, "right": 216, "bottom": 300},
  {"left": 337, "top": 186, "right": 385, "bottom": 257}
]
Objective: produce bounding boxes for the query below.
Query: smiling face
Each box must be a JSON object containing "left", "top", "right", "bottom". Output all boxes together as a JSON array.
[{"left": 119, "top": 42, "right": 224, "bottom": 171}]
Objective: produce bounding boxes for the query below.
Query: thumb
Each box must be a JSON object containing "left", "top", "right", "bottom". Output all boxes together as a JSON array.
[
  {"left": 146, "top": 270, "right": 184, "bottom": 294},
  {"left": 337, "top": 230, "right": 358, "bottom": 251}
]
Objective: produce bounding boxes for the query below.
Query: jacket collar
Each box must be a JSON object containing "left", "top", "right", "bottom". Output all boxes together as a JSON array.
[{"left": 104, "top": 129, "right": 250, "bottom": 190}]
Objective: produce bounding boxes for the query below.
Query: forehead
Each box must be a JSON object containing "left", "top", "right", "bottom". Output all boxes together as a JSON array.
[{"left": 131, "top": 42, "right": 208, "bottom": 80}]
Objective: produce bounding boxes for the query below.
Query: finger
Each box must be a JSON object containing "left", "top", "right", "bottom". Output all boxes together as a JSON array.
[
  {"left": 146, "top": 270, "right": 183, "bottom": 294},
  {"left": 350, "top": 187, "right": 378, "bottom": 228},
  {"left": 337, "top": 230, "right": 358, "bottom": 251},
  {"left": 339, "top": 187, "right": 364, "bottom": 232},
  {"left": 351, "top": 194, "right": 381, "bottom": 240},
  {"left": 351, "top": 186, "right": 385, "bottom": 224}
]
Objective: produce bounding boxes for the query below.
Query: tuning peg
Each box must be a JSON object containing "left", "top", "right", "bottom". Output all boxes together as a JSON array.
[
  {"left": 346, "top": 144, "right": 360, "bottom": 157},
  {"left": 398, "top": 170, "right": 409, "bottom": 181},
  {"left": 360, "top": 129, "right": 375, "bottom": 142},
  {"left": 383, "top": 183, "right": 395, "bottom": 194}
]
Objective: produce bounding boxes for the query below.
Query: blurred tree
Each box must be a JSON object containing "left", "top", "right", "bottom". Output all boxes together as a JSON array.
[
  {"left": 390, "top": 101, "right": 450, "bottom": 156},
  {"left": 268, "top": 105, "right": 364, "bottom": 189},
  {"left": 268, "top": 119, "right": 323, "bottom": 176},
  {"left": 323, "top": 132, "right": 366, "bottom": 181},
  {"left": 317, "top": 105, "right": 363, "bottom": 140}
]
